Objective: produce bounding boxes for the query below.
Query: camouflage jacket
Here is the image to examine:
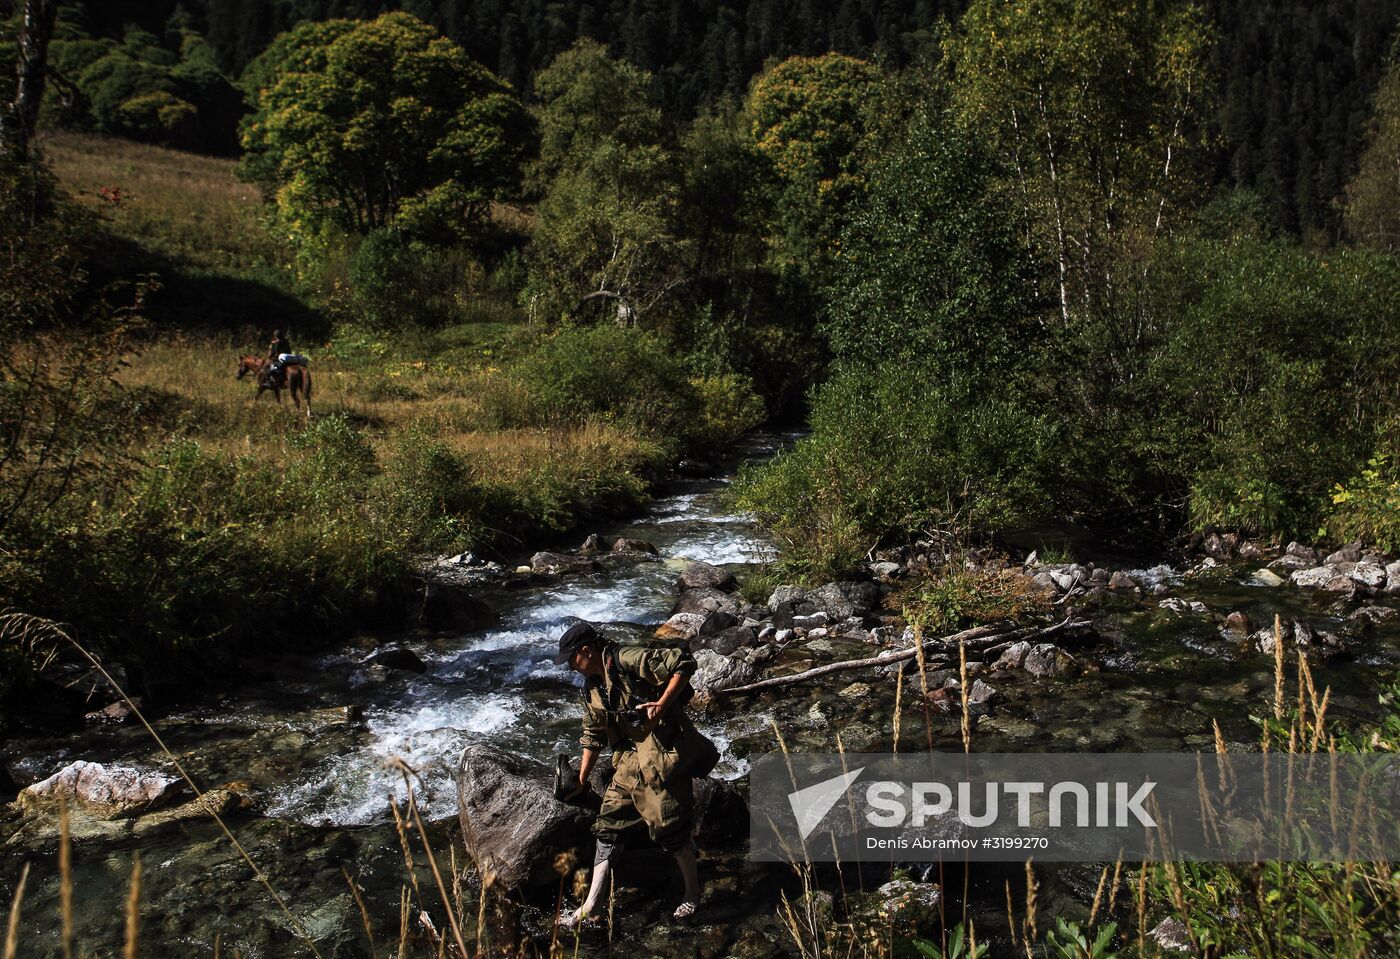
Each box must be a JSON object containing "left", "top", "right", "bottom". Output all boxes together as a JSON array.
[{"left": 581, "top": 644, "right": 700, "bottom": 783}]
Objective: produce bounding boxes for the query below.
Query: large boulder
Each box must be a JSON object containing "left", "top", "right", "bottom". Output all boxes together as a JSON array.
[
  {"left": 1351, "top": 562, "right": 1387, "bottom": 590},
  {"left": 691, "top": 650, "right": 757, "bottom": 697},
  {"left": 1286, "top": 542, "right": 1321, "bottom": 564},
  {"left": 363, "top": 646, "right": 427, "bottom": 674},
  {"left": 655, "top": 612, "right": 709, "bottom": 641},
  {"left": 1022, "top": 644, "right": 1075, "bottom": 677},
  {"left": 612, "top": 538, "right": 658, "bottom": 555},
  {"left": 20, "top": 761, "right": 183, "bottom": 817},
  {"left": 767, "top": 585, "right": 808, "bottom": 615},
  {"left": 696, "top": 625, "right": 758, "bottom": 656},
  {"left": 1386, "top": 560, "right": 1400, "bottom": 593},
  {"left": 420, "top": 582, "right": 498, "bottom": 633},
  {"left": 1291, "top": 566, "right": 1339, "bottom": 590},
  {"left": 677, "top": 561, "right": 737, "bottom": 592},
  {"left": 530, "top": 552, "right": 600, "bottom": 575},
  {"left": 456, "top": 745, "right": 596, "bottom": 889},
  {"left": 805, "top": 581, "right": 881, "bottom": 621},
  {"left": 1325, "top": 542, "right": 1363, "bottom": 565},
  {"left": 671, "top": 587, "right": 742, "bottom": 617}
]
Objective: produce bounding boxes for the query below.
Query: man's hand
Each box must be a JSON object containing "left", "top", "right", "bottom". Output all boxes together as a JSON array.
[{"left": 638, "top": 701, "right": 663, "bottom": 722}]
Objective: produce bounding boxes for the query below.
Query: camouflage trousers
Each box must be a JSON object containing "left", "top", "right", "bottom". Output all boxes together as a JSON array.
[{"left": 593, "top": 748, "right": 694, "bottom": 853}]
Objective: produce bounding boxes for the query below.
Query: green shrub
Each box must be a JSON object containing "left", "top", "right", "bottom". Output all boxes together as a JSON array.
[
  {"left": 1324, "top": 431, "right": 1400, "bottom": 552},
  {"left": 898, "top": 566, "right": 1050, "bottom": 636},
  {"left": 735, "top": 361, "right": 1055, "bottom": 580},
  {"left": 376, "top": 426, "right": 481, "bottom": 551},
  {"left": 690, "top": 373, "right": 766, "bottom": 445},
  {"left": 511, "top": 325, "right": 701, "bottom": 444}
]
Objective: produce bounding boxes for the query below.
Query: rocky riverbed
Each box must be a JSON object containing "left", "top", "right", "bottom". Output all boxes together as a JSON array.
[{"left": 3, "top": 432, "right": 1399, "bottom": 957}]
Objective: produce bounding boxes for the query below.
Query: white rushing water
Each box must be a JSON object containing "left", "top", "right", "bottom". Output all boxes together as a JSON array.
[{"left": 265, "top": 471, "right": 773, "bottom": 827}]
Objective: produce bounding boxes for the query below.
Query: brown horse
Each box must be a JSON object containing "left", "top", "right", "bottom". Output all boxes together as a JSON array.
[{"left": 236, "top": 355, "right": 313, "bottom": 416}]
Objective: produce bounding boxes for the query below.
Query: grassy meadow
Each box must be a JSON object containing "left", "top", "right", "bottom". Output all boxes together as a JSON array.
[{"left": 1, "top": 133, "right": 728, "bottom": 723}]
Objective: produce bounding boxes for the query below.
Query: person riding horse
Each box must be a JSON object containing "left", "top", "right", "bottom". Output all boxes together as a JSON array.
[{"left": 265, "top": 330, "right": 292, "bottom": 386}]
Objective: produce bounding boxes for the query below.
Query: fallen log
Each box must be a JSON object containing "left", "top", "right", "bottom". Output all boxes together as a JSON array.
[{"left": 716, "top": 617, "right": 1092, "bottom": 696}]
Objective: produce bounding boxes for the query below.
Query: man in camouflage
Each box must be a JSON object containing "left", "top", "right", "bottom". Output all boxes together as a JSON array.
[{"left": 554, "top": 621, "right": 705, "bottom": 926}]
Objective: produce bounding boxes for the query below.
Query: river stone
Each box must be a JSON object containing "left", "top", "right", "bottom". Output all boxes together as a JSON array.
[
  {"left": 994, "top": 641, "right": 1031, "bottom": 670},
  {"left": 1107, "top": 571, "right": 1138, "bottom": 590},
  {"left": 579, "top": 533, "right": 606, "bottom": 552},
  {"left": 870, "top": 561, "right": 903, "bottom": 582},
  {"left": 1350, "top": 605, "right": 1398, "bottom": 626},
  {"left": 420, "top": 581, "right": 498, "bottom": 632},
  {"left": 1224, "top": 611, "right": 1253, "bottom": 634},
  {"left": 655, "top": 612, "right": 708, "bottom": 640},
  {"left": 805, "top": 581, "right": 880, "bottom": 620},
  {"left": 840, "top": 682, "right": 871, "bottom": 699},
  {"left": 1290, "top": 566, "right": 1338, "bottom": 589},
  {"left": 1030, "top": 571, "right": 1059, "bottom": 594},
  {"left": 1251, "top": 568, "right": 1286, "bottom": 587},
  {"left": 457, "top": 745, "right": 602, "bottom": 889},
  {"left": 84, "top": 698, "right": 142, "bottom": 724},
  {"left": 699, "top": 625, "right": 757, "bottom": 655},
  {"left": 767, "top": 585, "right": 807, "bottom": 613},
  {"left": 1386, "top": 561, "right": 1400, "bottom": 592},
  {"left": 671, "top": 586, "right": 741, "bottom": 617},
  {"left": 1159, "top": 597, "right": 1208, "bottom": 615},
  {"left": 1023, "top": 644, "right": 1074, "bottom": 677},
  {"left": 1286, "top": 541, "right": 1321, "bottom": 563},
  {"left": 1325, "top": 542, "right": 1364, "bottom": 565},
  {"left": 677, "top": 561, "right": 737, "bottom": 592},
  {"left": 691, "top": 650, "right": 756, "bottom": 697},
  {"left": 530, "top": 551, "right": 599, "bottom": 575},
  {"left": 1151, "top": 917, "right": 1193, "bottom": 952},
  {"left": 21, "top": 761, "right": 183, "bottom": 817},
  {"left": 612, "top": 538, "right": 657, "bottom": 554},
  {"left": 966, "top": 679, "right": 997, "bottom": 712},
  {"left": 791, "top": 611, "right": 829, "bottom": 629},
  {"left": 1351, "top": 562, "right": 1387, "bottom": 589},
  {"left": 363, "top": 646, "right": 427, "bottom": 673}
]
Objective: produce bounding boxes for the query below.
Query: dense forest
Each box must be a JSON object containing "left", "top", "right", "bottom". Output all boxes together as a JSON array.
[{"left": 11, "top": 0, "right": 1400, "bottom": 239}]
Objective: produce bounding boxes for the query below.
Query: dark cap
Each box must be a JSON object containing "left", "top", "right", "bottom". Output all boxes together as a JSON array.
[{"left": 553, "top": 621, "right": 601, "bottom": 664}]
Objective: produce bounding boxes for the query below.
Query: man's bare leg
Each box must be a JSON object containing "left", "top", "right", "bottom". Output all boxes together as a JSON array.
[
  {"left": 672, "top": 844, "right": 701, "bottom": 919},
  {"left": 559, "top": 841, "right": 613, "bottom": 929}
]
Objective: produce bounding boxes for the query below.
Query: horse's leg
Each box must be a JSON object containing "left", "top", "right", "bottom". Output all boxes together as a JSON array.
[{"left": 303, "top": 370, "right": 312, "bottom": 419}]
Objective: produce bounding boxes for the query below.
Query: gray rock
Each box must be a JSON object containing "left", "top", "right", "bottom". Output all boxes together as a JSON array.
[
  {"left": 994, "top": 641, "right": 1031, "bottom": 670},
  {"left": 363, "top": 646, "right": 427, "bottom": 673},
  {"left": 1150, "top": 917, "right": 1192, "bottom": 952},
  {"left": 612, "top": 538, "right": 657, "bottom": 554},
  {"left": 678, "top": 561, "right": 737, "bottom": 592},
  {"left": 671, "top": 586, "right": 742, "bottom": 617},
  {"left": 967, "top": 679, "right": 998, "bottom": 707},
  {"left": 1286, "top": 541, "right": 1321, "bottom": 564},
  {"left": 1224, "top": 611, "right": 1252, "bottom": 634},
  {"left": 84, "top": 698, "right": 142, "bottom": 725},
  {"left": 757, "top": 624, "right": 776, "bottom": 642},
  {"left": 1030, "top": 571, "right": 1059, "bottom": 594},
  {"left": 530, "top": 551, "right": 599, "bottom": 575},
  {"left": 870, "top": 561, "right": 903, "bottom": 581},
  {"left": 1270, "top": 554, "right": 1312, "bottom": 571},
  {"left": 1386, "top": 560, "right": 1400, "bottom": 593},
  {"left": 1251, "top": 568, "right": 1286, "bottom": 587},
  {"left": 839, "top": 682, "right": 871, "bottom": 699},
  {"left": 1023, "top": 644, "right": 1074, "bottom": 677},
  {"left": 1159, "top": 598, "right": 1208, "bottom": 615},
  {"left": 1361, "top": 552, "right": 1387, "bottom": 567},
  {"left": 767, "top": 585, "right": 807, "bottom": 612},
  {"left": 1351, "top": 562, "right": 1387, "bottom": 589},
  {"left": 655, "top": 612, "right": 709, "bottom": 640},
  {"left": 805, "top": 627, "right": 830, "bottom": 640},
  {"left": 456, "top": 744, "right": 595, "bottom": 889},
  {"left": 792, "top": 612, "right": 829, "bottom": 629},
  {"left": 579, "top": 533, "right": 606, "bottom": 553},
  {"left": 773, "top": 628, "right": 796, "bottom": 644},
  {"left": 1049, "top": 568, "right": 1079, "bottom": 591},
  {"left": 691, "top": 650, "right": 757, "bottom": 697},
  {"left": 1325, "top": 542, "right": 1364, "bottom": 565},
  {"left": 805, "top": 581, "right": 881, "bottom": 620},
  {"left": 1291, "top": 566, "right": 1338, "bottom": 589},
  {"left": 21, "top": 761, "right": 183, "bottom": 817},
  {"left": 698, "top": 610, "right": 738, "bottom": 636},
  {"left": 1350, "top": 605, "right": 1398, "bottom": 626},
  {"left": 1108, "top": 571, "right": 1138, "bottom": 590},
  {"left": 1152, "top": 583, "right": 1171, "bottom": 596},
  {"left": 698, "top": 624, "right": 756, "bottom": 656}
]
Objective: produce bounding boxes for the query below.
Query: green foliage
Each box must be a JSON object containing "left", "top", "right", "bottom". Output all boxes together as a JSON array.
[
  {"left": 899, "top": 566, "right": 1050, "bottom": 636},
  {"left": 1324, "top": 436, "right": 1400, "bottom": 554},
  {"left": 239, "top": 13, "right": 532, "bottom": 237},
  {"left": 911, "top": 923, "right": 989, "bottom": 959},
  {"left": 689, "top": 373, "right": 765, "bottom": 446},
  {"left": 735, "top": 363, "right": 1055, "bottom": 580},
  {"left": 744, "top": 53, "right": 883, "bottom": 276},
  {"left": 1043, "top": 920, "right": 1119, "bottom": 959},
  {"left": 822, "top": 107, "right": 1039, "bottom": 375},
  {"left": 523, "top": 40, "right": 682, "bottom": 326},
  {"left": 1346, "top": 40, "right": 1400, "bottom": 250},
  {"left": 511, "top": 325, "right": 700, "bottom": 443}
]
